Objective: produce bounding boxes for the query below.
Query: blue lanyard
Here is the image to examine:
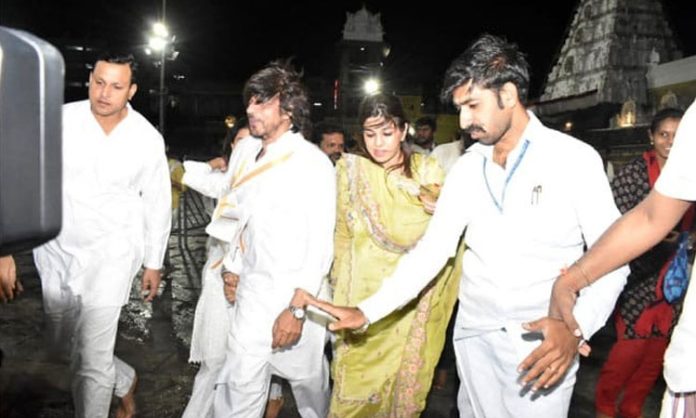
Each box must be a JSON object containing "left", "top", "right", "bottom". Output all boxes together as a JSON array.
[{"left": 483, "top": 139, "right": 530, "bottom": 213}]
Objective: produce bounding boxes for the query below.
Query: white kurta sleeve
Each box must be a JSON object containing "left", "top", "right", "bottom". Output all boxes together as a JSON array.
[
  {"left": 570, "top": 147, "right": 628, "bottom": 339},
  {"left": 358, "top": 160, "right": 470, "bottom": 324},
  {"left": 182, "top": 160, "right": 229, "bottom": 199},
  {"left": 141, "top": 138, "right": 172, "bottom": 269},
  {"left": 656, "top": 99, "right": 696, "bottom": 201}
]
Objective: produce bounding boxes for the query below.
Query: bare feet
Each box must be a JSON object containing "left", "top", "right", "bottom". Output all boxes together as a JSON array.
[
  {"left": 264, "top": 396, "right": 284, "bottom": 418},
  {"left": 116, "top": 374, "right": 137, "bottom": 418}
]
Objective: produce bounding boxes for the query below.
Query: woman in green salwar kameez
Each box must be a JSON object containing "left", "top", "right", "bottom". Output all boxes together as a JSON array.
[{"left": 328, "top": 93, "right": 463, "bottom": 417}]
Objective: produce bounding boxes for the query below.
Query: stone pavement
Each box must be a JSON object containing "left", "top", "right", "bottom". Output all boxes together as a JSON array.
[{"left": 0, "top": 191, "right": 665, "bottom": 417}]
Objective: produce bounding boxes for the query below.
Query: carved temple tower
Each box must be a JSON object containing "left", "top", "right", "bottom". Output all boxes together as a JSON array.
[
  {"left": 535, "top": 0, "right": 682, "bottom": 130},
  {"left": 338, "top": 6, "right": 387, "bottom": 117}
]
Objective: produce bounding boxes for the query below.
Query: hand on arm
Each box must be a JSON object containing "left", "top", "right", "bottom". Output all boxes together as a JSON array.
[
  {"left": 141, "top": 268, "right": 162, "bottom": 302},
  {"left": 222, "top": 272, "right": 239, "bottom": 303},
  {"left": 550, "top": 190, "right": 691, "bottom": 335},
  {"left": 303, "top": 292, "right": 368, "bottom": 332},
  {"left": 208, "top": 157, "right": 228, "bottom": 172},
  {"left": 517, "top": 317, "right": 581, "bottom": 392}
]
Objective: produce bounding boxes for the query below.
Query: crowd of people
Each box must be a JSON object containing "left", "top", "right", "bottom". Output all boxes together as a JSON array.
[{"left": 2, "top": 32, "right": 696, "bottom": 418}]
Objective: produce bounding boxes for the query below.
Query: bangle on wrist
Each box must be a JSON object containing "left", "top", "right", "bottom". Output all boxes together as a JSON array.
[{"left": 573, "top": 261, "right": 592, "bottom": 289}]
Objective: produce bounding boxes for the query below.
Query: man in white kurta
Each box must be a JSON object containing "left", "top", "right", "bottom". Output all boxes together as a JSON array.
[
  {"left": 33, "top": 55, "right": 171, "bottom": 418},
  {"left": 431, "top": 139, "right": 465, "bottom": 173},
  {"left": 308, "top": 35, "right": 628, "bottom": 418},
  {"left": 212, "top": 62, "right": 335, "bottom": 418}
]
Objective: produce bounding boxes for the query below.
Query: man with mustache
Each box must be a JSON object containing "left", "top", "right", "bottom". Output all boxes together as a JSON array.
[
  {"left": 211, "top": 61, "right": 334, "bottom": 418},
  {"left": 33, "top": 52, "right": 171, "bottom": 418},
  {"left": 307, "top": 34, "right": 628, "bottom": 418},
  {"left": 314, "top": 123, "right": 346, "bottom": 165}
]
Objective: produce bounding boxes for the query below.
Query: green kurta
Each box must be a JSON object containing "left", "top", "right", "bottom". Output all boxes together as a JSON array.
[{"left": 330, "top": 153, "right": 463, "bottom": 417}]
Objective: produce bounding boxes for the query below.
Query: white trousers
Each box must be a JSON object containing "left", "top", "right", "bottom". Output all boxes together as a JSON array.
[
  {"left": 659, "top": 388, "right": 696, "bottom": 418},
  {"left": 45, "top": 301, "right": 135, "bottom": 418},
  {"left": 453, "top": 327, "right": 578, "bottom": 418},
  {"left": 212, "top": 350, "right": 329, "bottom": 418},
  {"left": 183, "top": 357, "right": 226, "bottom": 418}
]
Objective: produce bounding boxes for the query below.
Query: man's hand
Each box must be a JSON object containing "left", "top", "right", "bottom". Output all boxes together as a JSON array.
[
  {"left": 517, "top": 317, "right": 581, "bottom": 392},
  {"left": 141, "top": 268, "right": 162, "bottom": 302},
  {"left": 208, "top": 157, "right": 228, "bottom": 172},
  {"left": 305, "top": 297, "right": 367, "bottom": 332},
  {"left": 271, "top": 308, "right": 303, "bottom": 349},
  {"left": 1, "top": 255, "right": 21, "bottom": 303},
  {"left": 222, "top": 272, "right": 239, "bottom": 303}
]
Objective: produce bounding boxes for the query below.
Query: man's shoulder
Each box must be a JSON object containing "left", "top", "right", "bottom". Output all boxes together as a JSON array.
[
  {"left": 62, "top": 100, "right": 90, "bottom": 119},
  {"left": 125, "top": 108, "right": 161, "bottom": 137},
  {"left": 534, "top": 123, "right": 599, "bottom": 160},
  {"left": 293, "top": 136, "right": 334, "bottom": 169}
]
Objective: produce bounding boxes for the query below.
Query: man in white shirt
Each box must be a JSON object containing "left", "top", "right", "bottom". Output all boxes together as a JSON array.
[
  {"left": 33, "top": 53, "right": 171, "bottom": 418},
  {"left": 211, "top": 61, "right": 335, "bottom": 418},
  {"left": 550, "top": 99, "right": 696, "bottom": 418},
  {"left": 307, "top": 34, "right": 627, "bottom": 418},
  {"left": 431, "top": 136, "right": 466, "bottom": 173}
]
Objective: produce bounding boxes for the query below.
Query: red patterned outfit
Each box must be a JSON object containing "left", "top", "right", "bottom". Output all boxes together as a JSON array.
[{"left": 595, "top": 151, "right": 694, "bottom": 418}]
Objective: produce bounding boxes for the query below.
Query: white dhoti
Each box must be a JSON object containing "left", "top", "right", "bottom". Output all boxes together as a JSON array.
[
  {"left": 183, "top": 239, "right": 233, "bottom": 418},
  {"left": 453, "top": 318, "right": 578, "bottom": 418},
  {"left": 45, "top": 298, "right": 135, "bottom": 418},
  {"left": 211, "top": 337, "right": 329, "bottom": 418}
]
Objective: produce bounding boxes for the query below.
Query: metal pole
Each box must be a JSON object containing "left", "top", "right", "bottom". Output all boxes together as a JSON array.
[
  {"left": 158, "top": 0, "right": 167, "bottom": 135},
  {"left": 159, "top": 51, "right": 166, "bottom": 134}
]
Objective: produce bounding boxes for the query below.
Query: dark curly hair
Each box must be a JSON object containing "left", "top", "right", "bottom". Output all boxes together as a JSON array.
[
  {"left": 243, "top": 59, "right": 312, "bottom": 139},
  {"left": 441, "top": 34, "right": 530, "bottom": 106}
]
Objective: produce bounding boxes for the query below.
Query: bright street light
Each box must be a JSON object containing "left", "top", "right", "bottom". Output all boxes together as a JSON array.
[
  {"left": 153, "top": 22, "right": 169, "bottom": 38},
  {"left": 148, "top": 36, "right": 167, "bottom": 52},
  {"left": 146, "top": 9, "right": 177, "bottom": 135},
  {"left": 363, "top": 78, "right": 381, "bottom": 95}
]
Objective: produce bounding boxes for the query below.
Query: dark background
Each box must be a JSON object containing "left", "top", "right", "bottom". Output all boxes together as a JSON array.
[{"left": 2, "top": 0, "right": 695, "bottom": 99}]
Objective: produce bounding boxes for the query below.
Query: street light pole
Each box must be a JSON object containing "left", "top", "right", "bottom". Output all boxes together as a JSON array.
[
  {"left": 158, "top": 47, "right": 166, "bottom": 134},
  {"left": 159, "top": 0, "right": 166, "bottom": 134},
  {"left": 146, "top": 0, "right": 177, "bottom": 135}
]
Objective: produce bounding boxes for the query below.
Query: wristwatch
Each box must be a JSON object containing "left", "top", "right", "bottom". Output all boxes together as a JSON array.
[{"left": 288, "top": 305, "right": 306, "bottom": 321}]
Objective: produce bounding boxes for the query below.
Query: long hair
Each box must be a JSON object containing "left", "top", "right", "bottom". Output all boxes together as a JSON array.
[
  {"left": 243, "top": 59, "right": 312, "bottom": 139},
  {"left": 441, "top": 34, "right": 530, "bottom": 106},
  {"left": 357, "top": 93, "right": 413, "bottom": 178}
]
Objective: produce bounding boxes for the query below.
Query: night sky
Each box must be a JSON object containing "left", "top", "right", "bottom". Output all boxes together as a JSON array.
[{"left": 2, "top": 0, "right": 695, "bottom": 99}]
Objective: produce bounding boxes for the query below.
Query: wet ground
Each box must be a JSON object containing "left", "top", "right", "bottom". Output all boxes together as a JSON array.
[{"left": 0, "top": 192, "right": 665, "bottom": 417}]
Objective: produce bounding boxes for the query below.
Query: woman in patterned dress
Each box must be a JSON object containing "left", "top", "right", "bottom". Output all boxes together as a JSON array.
[
  {"left": 595, "top": 108, "right": 693, "bottom": 418},
  {"left": 328, "top": 93, "right": 463, "bottom": 417}
]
